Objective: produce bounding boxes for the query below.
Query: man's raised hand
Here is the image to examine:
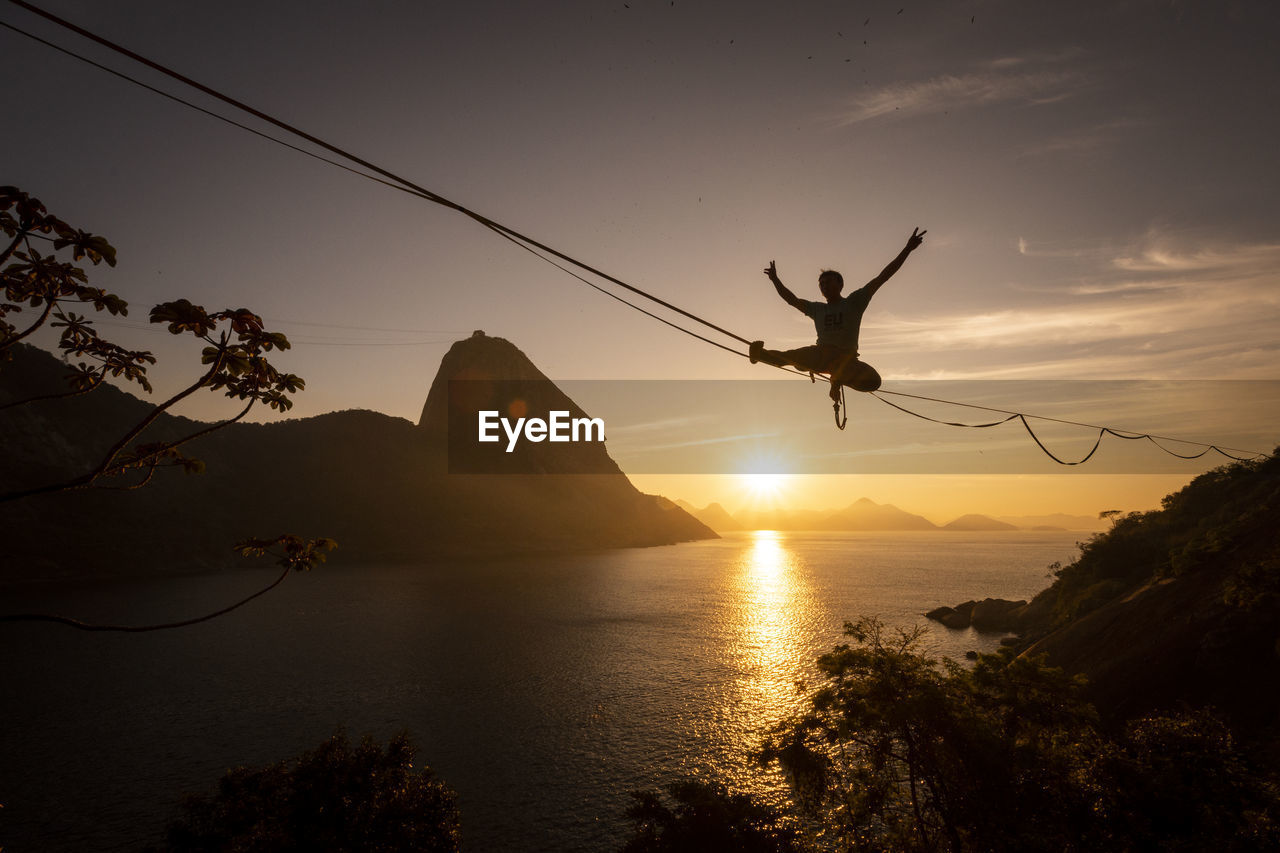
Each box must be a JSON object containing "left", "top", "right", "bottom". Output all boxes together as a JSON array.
[
  {"left": 907, "top": 227, "right": 927, "bottom": 251},
  {"left": 764, "top": 260, "right": 780, "bottom": 283}
]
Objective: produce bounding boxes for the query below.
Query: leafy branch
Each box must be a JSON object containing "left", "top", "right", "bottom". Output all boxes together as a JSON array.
[
  {"left": 1, "top": 185, "right": 329, "bottom": 634},
  {"left": 0, "top": 299, "right": 304, "bottom": 503},
  {"left": 0, "top": 536, "right": 337, "bottom": 632},
  {"left": 1, "top": 185, "right": 122, "bottom": 358}
]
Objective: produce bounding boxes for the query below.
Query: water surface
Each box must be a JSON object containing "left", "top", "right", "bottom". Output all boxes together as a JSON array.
[{"left": 1, "top": 530, "right": 1083, "bottom": 851}]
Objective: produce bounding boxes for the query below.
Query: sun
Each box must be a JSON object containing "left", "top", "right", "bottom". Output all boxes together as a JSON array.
[
  {"left": 741, "top": 473, "right": 790, "bottom": 502},
  {"left": 735, "top": 451, "right": 794, "bottom": 508}
]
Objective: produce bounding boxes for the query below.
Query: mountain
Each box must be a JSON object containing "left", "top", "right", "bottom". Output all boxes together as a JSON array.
[
  {"left": 732, "top": 507, "right": 833, "bottom": 531},
  {"left": 996, "top": 513, "right": 1106, "bottom": 531},
  {"left": 417, "top": 331, "right": 625, "bottom": 476},
  {"left": 934, "top": 453, "right": 1280, "bottom": 735},
  {"left": 817, "top": 497, "right": 938, "bottom": 531},
  {"left": 943, "top": 513, "right": 1019, "bottom": 531},
  {"left": 0, "top": 336, "right": 714, "bottom": 580},
  {"left": 733, "top": 499, "right": 937, "bottom": 531},
  {"left": 683, "top": 502, "right": 743, "bottom": 533}
]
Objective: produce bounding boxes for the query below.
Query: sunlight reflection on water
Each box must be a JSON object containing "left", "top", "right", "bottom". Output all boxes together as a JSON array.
[
  {"left": 1, "top": 530, "right": 1082, "bottom": 852},
  {"left": 701, "top": 529, "right": 830, "bottom": 802},
  {"left": 731, "top": 531, "right": 812, "bottom": 726}
]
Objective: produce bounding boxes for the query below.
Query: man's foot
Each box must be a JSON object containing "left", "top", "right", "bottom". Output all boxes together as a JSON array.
[
  {"left": 829, "top": 381, "right": 841, "bottom": 402},
  {"left": 749, "top": 341, "right": 764, "bottom": 364}
]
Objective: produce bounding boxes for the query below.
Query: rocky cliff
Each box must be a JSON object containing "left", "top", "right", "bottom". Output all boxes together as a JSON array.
[{"left": 929, "top": 452, "right": 1280, "bottom": 734}]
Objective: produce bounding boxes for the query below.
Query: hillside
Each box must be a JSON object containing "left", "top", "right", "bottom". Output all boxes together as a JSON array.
[
  {"left": 996, "top": 512, "right": 1105, "bottom": 531},
  {"left": 936, "top": 453, "right": 1280, "bottom": 733},
  {"left": 943, "top": 513, "right": 1019, "bottom": 531},
  {"left": 818, "top": 497, "right": 938, "bottom": 530},
  {"left": 734, "top": 498, "right": 938, "bottom": 531},
  {"left": 677, "top": 501, "right": 743, "bottom": 532},
  {"left": 0, "top": 336, "right": 714, "bottom": 580}
]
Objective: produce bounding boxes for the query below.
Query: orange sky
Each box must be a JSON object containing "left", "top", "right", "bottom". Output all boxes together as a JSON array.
[
  {"left": 629, "top": 472, "right": 1194, "bottom": 523},
  {"left": 5, "top": 1, "right": 1277, "bottom": 520}
]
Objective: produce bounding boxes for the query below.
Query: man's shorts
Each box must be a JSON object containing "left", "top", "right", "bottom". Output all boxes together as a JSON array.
[{"left": 778, "top": 346, "right": 881, "bottom": 392}]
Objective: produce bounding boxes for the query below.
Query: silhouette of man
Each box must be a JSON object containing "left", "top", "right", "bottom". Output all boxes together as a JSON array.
[{"left": 750, "top": 227, "right": 926, "bottom": 399}]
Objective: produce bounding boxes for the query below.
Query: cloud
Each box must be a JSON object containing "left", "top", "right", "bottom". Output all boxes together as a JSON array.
[
  {"left": 612, "top": 430, "right": 782, "bottom": 453},
  {"left": 1014, "top": 230, "right": 1280, "bottom": 290},
  {"left": 1112, "top": 240, "right": 1280, "bottom": 274},
  {"left": 1016, "top": 118, "right": 1148, "bottom": 158},
  {"left": 606, "top": 414, "right": 715, "bottom": 436},
  {"left": 869, "top": 233, "right": 1280, "bottom": 380},
  {"left": 874, "top": 288, "right": 1274, "bottom": 351},
  {"left": 835, "top": 62, "right": 1087, "bottom": 124},
  {"left": 888, "top": 340, "right": 1280, "bottom": 382},
  {"left": 1016, "top": 236, "right": 1109, "bottom": 260}
]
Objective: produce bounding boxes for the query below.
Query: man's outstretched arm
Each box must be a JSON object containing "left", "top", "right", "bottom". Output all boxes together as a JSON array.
[
  {"left": 864, "top": 227, "right": 927, "bottom": 296},
  {"left": 764, "top": 260, "right": 807, "bottom": 312}
]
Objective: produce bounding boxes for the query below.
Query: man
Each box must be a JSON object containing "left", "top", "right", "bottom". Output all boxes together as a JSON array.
[{"left": 750, "top": 227, "right": 926, "bottom": 399}]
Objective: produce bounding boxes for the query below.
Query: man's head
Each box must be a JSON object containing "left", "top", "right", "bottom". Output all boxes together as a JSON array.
[{"left": 818, "top": 269, "right": 844, "bottom": 302}]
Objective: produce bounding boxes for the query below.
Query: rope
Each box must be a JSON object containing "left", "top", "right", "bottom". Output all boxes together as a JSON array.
[
  {"left": 3, "top": 2, "right": 1271, "bottom": 465},
  {"left": 2, "top": 1, "right": 749, "bottom": 347},
  {"left": 0, "top": 19, "right": 420, "bottom": 202},
  {"left": 1, "top": 3, "right": 825, "bottom": 365},
  {"left": 833, "top": 384, "right": 848, "bottom": 430},
  {"left": 871, "top": 390, "right": 1266, "bottom": 464},
  {"left": 485, "top": 224, "right": 749, "bottom": 359}
]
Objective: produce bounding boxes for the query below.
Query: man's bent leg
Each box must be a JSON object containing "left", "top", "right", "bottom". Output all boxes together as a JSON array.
[{"left": 834, "top": 359, "right": 881, "bottom": 392}]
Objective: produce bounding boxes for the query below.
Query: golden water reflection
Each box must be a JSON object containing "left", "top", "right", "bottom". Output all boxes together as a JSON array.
[{"left": 725, "top": 530, "right": 823, "bottom": 752}]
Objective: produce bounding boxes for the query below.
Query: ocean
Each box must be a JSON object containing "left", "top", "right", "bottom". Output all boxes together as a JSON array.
[{"left": 0, "top": 529, "right": 1085, "bottom": 851}]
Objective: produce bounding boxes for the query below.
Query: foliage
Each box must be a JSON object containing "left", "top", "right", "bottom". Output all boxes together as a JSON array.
[
  {"left": 621, "top": 780, "right": 804, "bottom": 853},
  {"left": 758, "top": 618, "right": 1099, "bottom": 852},
  {"left": 0, "top": 186, "right": 329, "bottom": 626},
  {"left": 1046, "top": 452, "right": 1280, "bottom": 624},
  {"left": 1, "top": 187, "right": 306, "bottom": 500},
  {"left": 1092, "top": 710, "right": 1280, "bottom": 851},
  {"left": 756, "top": 617, "right": 1279, "bottom": 853},
  {"left": 2, "top": 185, "right": 141, "bottom": 389},
  {"left": 159, "top": 732, "right": 460, "bottom": 853},
  {"left": 232, "top": 534, "right": 339, "bottom": 573}
]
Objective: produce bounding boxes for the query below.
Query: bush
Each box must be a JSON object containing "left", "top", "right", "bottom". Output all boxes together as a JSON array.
[
  {"left": 621, "top": 780, "right": 803, "bottom": 853},
  {"left": 161, "top": 732, "right": 460, "bottom": 852}
]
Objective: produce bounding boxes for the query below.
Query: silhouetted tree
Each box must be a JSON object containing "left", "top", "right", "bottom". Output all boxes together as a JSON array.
[
  {"left": 757, "top": 617, "right": 1279, "bottom": 852},
  {"left": 759, "top": 618, "right": 1101, "bottom": 851},
  {"left": 2, "top": 186, "right": 305, "bottom": 500},
  {"left": 1092, "top": 710, "right": 1279, "bottom": 851},
  {"left": 1, "top": 186, "right": 333, "bottom": 629},
  {"left": 160, "top": 732, "right": 460, "bottom": 852},
  {"left": 621, "top": 780, "right": 804, "bottom": 853}
]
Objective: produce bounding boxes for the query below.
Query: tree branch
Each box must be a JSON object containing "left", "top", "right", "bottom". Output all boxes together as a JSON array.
[
  {"left": 0, "top": 566, "right": 291, "bottom": 632},
  {"left": 97, "top": 462, "right": 160, "bottom": 491},
  {"left": 0, "top": 371, "right": 104, "bottom": 411},
  {"left": 87, "top": 352, "right": 224, "bottom": 481},
  {"left": 152, "top": 398, "right": 254, "bottom": 455},
  {"left": 0, "top": 356, "right": 230, "bottom": 504},
  {"left": 0, "top": 228, "right": 25, "bottom": 267},
  {"left": 0, "top": 296, "right": 56, "bottom": 353}
]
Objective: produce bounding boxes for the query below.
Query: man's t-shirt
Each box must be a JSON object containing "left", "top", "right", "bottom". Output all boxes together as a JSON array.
[{"left": 800, "top": 286, "right": 873, "bottom": 352}]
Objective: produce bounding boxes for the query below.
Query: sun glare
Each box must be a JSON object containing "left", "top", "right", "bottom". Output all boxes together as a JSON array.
[{"left": 742, "top": 473, "right": 790, "bottom": 501}]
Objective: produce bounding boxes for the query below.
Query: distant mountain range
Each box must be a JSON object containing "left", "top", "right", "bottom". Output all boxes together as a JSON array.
[
  {"left": 677, "top": 499, "right": 1104, "bottom": 533},
  {"left": 0, "top": 334, "right": 714, "bottom": 581}
]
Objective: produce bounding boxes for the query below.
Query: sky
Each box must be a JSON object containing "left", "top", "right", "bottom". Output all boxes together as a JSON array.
[{"left": 3, "top": 0, "right": 1278, "bottom": 519}]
